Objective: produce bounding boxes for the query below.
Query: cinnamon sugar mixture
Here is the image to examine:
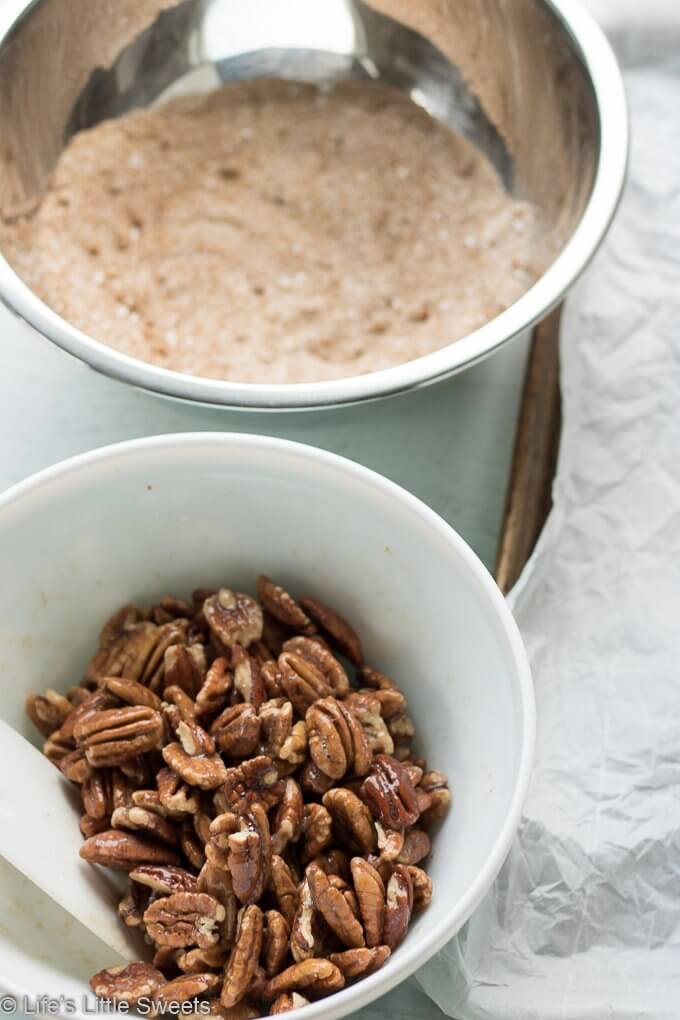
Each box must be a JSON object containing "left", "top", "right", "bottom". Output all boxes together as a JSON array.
[{"left": 3, "top": 79, "right": 555, "bottom": 383}]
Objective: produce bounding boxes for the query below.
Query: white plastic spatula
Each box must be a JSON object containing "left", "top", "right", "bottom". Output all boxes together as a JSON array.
[{"left": 0, "top": 718, "right": 140, "bottom": 961}]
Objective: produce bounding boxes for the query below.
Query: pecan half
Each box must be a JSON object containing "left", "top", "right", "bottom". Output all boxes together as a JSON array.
[
  {"left": 153, "top": 972, "right": 221, "bottom": 1006},
  {"left": 74, "top": 706, "right": 163, "bottom": 767},
  {"left": 197, "top": 862, "right": 239, "bottom": 945},
  {"left": 204, "top": 591, "right": 263, "bottom": 649},
  {"left": 211, "top": 704, "right": 260, "bottom": 757},
  {"left": 396, "top": 828, "right": 431, "bottom": 865},
  {"left": 232, "top": 645, "right": 266, "bottom": 710},
  {"left": 259, "top": 699, "right": 292, "bottom": 758},
  {"left": 256, "top": 576, "right": 312, "bottom": 632},
  {"left": 350, "top": 858, "right": 385, "bottom": 948},
  {"left": 60, "top": 749, "right": 93, "bottom": 783},
  {"left": 228, "top": 802, "right": 272, "bottom": 904},
  {"left": 195, "top": 657, "right": 232, "bottom": 717},
  {"left": 281, "top": 637, "right": 349, "bottom": 698},
  {"left": 323, "top": 788, "right": 377, "bottom": 855},
  {"left": 269, "top": 855, "right": 298, "bottom": 927},
  {"left": 278, "top": 652, "right": 334, "bottom": 716},
  {"left": 162, "top": 742, "right": 228, "bottom": 790},
  {"left": 80, "top": 830, "right": 180, "bottom": 870},
  {"left": 263, "top": 959, "right": 344, "bottom": 1000},
  {"left": 270, "top": 992, "right": 311, "bottom": 1014},
  {"left": 271, "top": 779, "right": 304, "bottom": 855},
  {"left": 26, "top": 689, "right": 72, "bottom": 737},
  {"left": 144, "top": 892, "right": 226, "bottom": 949},
  {"left": 176, "top": 946, "right": 227, "bottom": 974},
  {"left": 60, "top": 688, "right": 117, "bottom": 742},
  {"left": 406, "top": 865, "right": 433, "bottom": 911},
  {"left": 301, "top": 803, "right": 332, "bottom": 863},
  {"left": 130, "top": 864, "right": 198, "bottom": 896},
  {"left": 345, "top": 692, "right": 394, "bottom": 755},
  {"left": 157, "top": 767, "right": 200, "bottom": 815},
  {"left": 90, "top": 963, "right": 166, "bottom": 1005},
  {"left": 298, "top": 598, "right": 363, "bottom": 666},
  {"left": 102, "top": 676, "right": 163, "bottom": 711},
  {"left": 290, "top": 875, "right": 316, "bottom": 963},
  {"left": 382, "top": 864, "right": 413, "bottom": 951},
  {"left": 278, "top": 721, "right": 307, "bottom": 766},
  {"left": 307, "top": 864, "right": 364, "bottom": 949},
  {"left": 176, "top": 718, "right": 215, "bottom": 756},
  {"left": 361, "top": 755, "right": 420, "bottom": 829},
  {"left": 328, "top": 945, "right": 390, "bottom": 979},
  {"left": 111, "top": 806, "right": 179, "bottom": 847},
  {"left": 221, "top": 905, "right": 263, "bottom": 1008},
  {"left": 164, "top": 644, "right": 206, "bottom": 698},
  {"left": 375, "top": 821, "right": 404, "bottom": 862},
  {"left": 263, "top": 910, "right": 290, "bottom": 978},
  {"left": 418, "top": 769, "right": 451, "bottom": 826}
]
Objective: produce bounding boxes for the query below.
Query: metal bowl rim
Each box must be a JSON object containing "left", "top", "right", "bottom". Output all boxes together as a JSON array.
[{"left": 0, "top": 0, "right": 628, "bottom": 411}]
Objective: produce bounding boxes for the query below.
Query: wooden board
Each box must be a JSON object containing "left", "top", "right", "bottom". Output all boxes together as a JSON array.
[{"left": 495, "top": 306, "right": 562, "bottom": 594}]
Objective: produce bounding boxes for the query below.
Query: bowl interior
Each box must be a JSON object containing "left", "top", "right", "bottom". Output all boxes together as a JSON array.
[{"left": 0, "top": 435, "right": 532, "bottom": 1017}]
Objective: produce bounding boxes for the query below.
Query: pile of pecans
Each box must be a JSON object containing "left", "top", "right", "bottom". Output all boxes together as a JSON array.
[{"left": 26, "top": 577, "right": 450, "bottom": 1017}]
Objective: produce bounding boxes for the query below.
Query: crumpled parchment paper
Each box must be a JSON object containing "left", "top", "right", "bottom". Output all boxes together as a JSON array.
[{"left": 414, "top": 11, "right": 680, "bottom": 1020}]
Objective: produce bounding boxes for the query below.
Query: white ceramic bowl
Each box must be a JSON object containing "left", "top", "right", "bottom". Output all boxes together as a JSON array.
[{"left": 0, "top": 433, "right": 534, "bottom": 1019}]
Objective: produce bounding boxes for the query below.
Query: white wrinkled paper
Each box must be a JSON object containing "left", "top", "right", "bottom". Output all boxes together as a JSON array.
[{"left": 413, "top": 15, "right": 680, "bottom": 1020}]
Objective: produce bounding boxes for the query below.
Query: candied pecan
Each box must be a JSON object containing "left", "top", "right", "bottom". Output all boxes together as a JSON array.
[
  {"left": 278, "top": 652, "right": 334, "bottom": 715},
  {"left": 301, "top": 803, "right": 332, "bottom": 863},
  {"left": 195, "top": 657, "right": 232, "bottom": 717},
  {"left": 281, "top": 637, "right": 349, "bottom": 698},
  {"left": 80, "top": 830, "right": 181, "bottom": 870},
  {"left": 263, "top": 909, "right": 290, "bottom": 978},
  {"left": 361, "top": 755, "right": 420, "bottom": 829},
  {"left": 271, "top": 779, "right": 304, "bottom": 855},
  {"left": 98, "top": 604, "right": 145, "bottom": 651},
  {"left": 358, "top": 687, "right": 406, "bottom": 720},
  {"left": 232, "top": 645, "right": 266, "bottom": 710},
  {"left": 112, "top": 806, "right": 180, "bottom": 846},
  {"left": 157, "top": 767, "right": 200, "bottom": 815},
  {"left": 345, "top": 692, "right": 394, "bottom": 755},
  {"left": 220, "top": 756, "right": 284, "bottom": 812},
  {"left": 259, "top": 699, "right": 292, "bottom": 758},
  {"left": 132, "top": 788, "right": 170, "bottom": 817},
  {"left": 112, "top": 768, "right": 133, "bottom": 808},
  {"left": 298, "top": 597, "right": 363, "bottom": 666},
  {"left": 60, "top": 749, "right": 93, "bottom": 783},
  {"left": 375, "top": 822, "right": 404, "bottom": 862},
  {"left": 86, "top": 621, "right": 159, "bottom": 685},
  {"left": 418, "top": 769, "right": 451, "bottom": 826},
  {"left": 406, "top": 865, "right": 433, "bottom": 911},
  {"left": 279, "top": 720, "right": 307, "bottom": 766},
  {"left": 308, "top": 849, "right": 350, "bottom": 882},
  {"left": 43, "top": 728, "right": 73, "bottom": 766},
  {"left": 144, "top": 892, "right": 225, "bottom": 949},
  {"left": 206, "top": 812, "right": 240, "bottom": 869},
  {"left": 176, "top": 945, "right": 227, "bottom": 974},
  {"left": 26, "top": 689, "right": 72, "bottom": 737},
  {"left": 130, "top": 865, "right": 198, "bottom": 896},
  {"left": 263, "top": 958, "right": 344, "bottom": 1000},
  {"left": 396, "top": 828, "right": 431, "bottom": 865},
  {"left": 118, "top": 880, "right": 150, "bottom": 928},
  {"left": 307, "top": 865, "right": 364, "bottom": 949},
  {"left": 80, "top": 814, "right": 109, "bottom": 838},
  {"left": 101, "top": 676, "right": 163, "bottom": 711},
  {"left": 164, "top": 644, "right": 207, "bottom": 698},
  {"left": 323, "top": 788, "right": 377, "bottom": 855},
  {"left": 204, "top": 590, "right": 263, "bottom": 650},
  {"left": 383, "top": 865, "right": 413, "bottom": 950},
  {"left": 143, "top": 621, "right": 191, "bottom": 692},
  {"left": 305, "top": 699, "right": 350, "bottom": 780},
  {"left": 300, "top": 759, "right": 334, "bottom": 796},
  {"left": 256, "top": 576, "right": 312, "bottom": 631},
  {"left": 74, "top": 706, "right": 163, "bottom": 766},
  {"left": 228, "top": 802, "right": 272, "bottom": 904},
  {"left": 153, "top": 972, "right": 221, "bottom": 1006},
  {"left": 211, "top": 703, "right": 260, "bottom": 757},
  {"left": 360, "top": 665, "right": 398, "bottom": 691},
  {"left": 176, "top": 718, "right": 215, "bottom": 756},
  {"left": 350, "top": 858, "right": 385, "bottom": 948},
  {"left": 328, "top": 945, "right": 390, "bottom": 979},
  {"left": 270, "top": 993, "right": 311, "bottom": 1014},
  {"left": 90, "top": 962, "right": 166, "bottom": 1005},
  {"left": 269, "top": 855, "right": 298, "bottom": 927},
  {"left": 221, "top": 905, "right": 263, "bottom": 1008},
  {"left": 162, "top": 742, "right": 227, "bottom": 790}
]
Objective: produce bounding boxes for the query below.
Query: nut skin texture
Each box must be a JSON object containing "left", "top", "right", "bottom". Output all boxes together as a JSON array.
[
  {"left": 350, "top": 858, "right": 386, "bottom": 948},
  {"left": 80, "top": 830, "right": 181, "bottom": 870},
  {"left": 221, "top": 905, "right": 264, "bottom": 1008},
  {"left": 90, "top": 963, "right": 166, "bottom": 1005},
  {"left": 263, "top": 910, "right": 291, "bottom": 978},
  {"left": 129, "top": 864, "right": 198, "bottom": 896},
  {"left": 144, "top": 892, "right": 226, "bottom": 949},
  {"left": 204, "top": 590, "right": 263, "bottom": 649},
  {"left": 257, "top": 576, "right": 312, "bottom": 632}
]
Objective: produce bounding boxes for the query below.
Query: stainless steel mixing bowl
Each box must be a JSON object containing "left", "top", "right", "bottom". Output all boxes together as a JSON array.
[{"left": 0, "top": 0, "right": 627, "bottom": 410}]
